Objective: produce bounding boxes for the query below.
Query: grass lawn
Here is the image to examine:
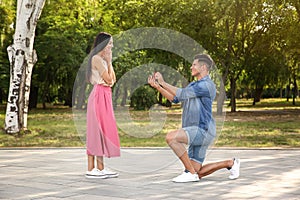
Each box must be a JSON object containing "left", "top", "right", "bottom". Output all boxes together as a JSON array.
[{"left": 0, "top": 98, "right": 299, "bottom": 148}]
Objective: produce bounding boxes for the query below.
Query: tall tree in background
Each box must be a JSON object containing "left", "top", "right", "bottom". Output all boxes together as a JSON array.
[
  {"left": 5, "top": 0, "right": 45, "bottom": 134},
  {"left": 284, "top": 0, "right": 300, "bottom": 105},
  {"left": 35, "top": 0, "right": 103, "bottom": 109},
  {"left": 1, "top": 0, "right": 298, "bottom": 118}
]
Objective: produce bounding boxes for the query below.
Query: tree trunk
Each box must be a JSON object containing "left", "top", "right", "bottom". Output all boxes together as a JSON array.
[
  {"left": 217, "top": 73, "right": 227, "bottom": 116},
  {"left": 121, "top": 85, "right": 128, "bottom": 106},
  {"left": 64, "top": 88, "right": 73, "bottom": 107},
  {"left": 253, "top": 86, "right": 263, "bottom": 105},
  {"left": 230, "top": 77, "right": 236, "bottom": 112},
  {"left": 217, "top": 85, "right": 226, "bottom": 115},
  {"left": 286, "top": 78, "right": 291, "bottom": 102},
  {"left": 29, "top": 86, "right": 38, "bottom": 109},
  {"left": 0, "top": 88, "right": 3, "bottom": 104},
  {"left": 5, "top": 0, "right": 45, "bottom": 134},
  {"left": 75, "top": 81, "right": 87, "bottom": 109},
  {"left": 293, "top": 72, "right": 298, "bottom": 105},
  {"left": 158, "top": 93, "right": 163, "bottom": 105}
]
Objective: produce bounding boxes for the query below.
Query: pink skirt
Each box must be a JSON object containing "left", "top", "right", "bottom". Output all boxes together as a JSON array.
[{"left": 86, "top": 84, "right": 120, "bottom": 157}]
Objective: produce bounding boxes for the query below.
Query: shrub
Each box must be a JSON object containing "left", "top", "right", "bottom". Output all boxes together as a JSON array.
[{"left": 130, "top": 85, "right": 158, "bottom": 110}]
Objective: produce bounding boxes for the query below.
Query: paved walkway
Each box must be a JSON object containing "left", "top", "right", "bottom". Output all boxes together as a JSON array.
[{"left": 0, "top": 148, "right": 299, "bottom": 200}]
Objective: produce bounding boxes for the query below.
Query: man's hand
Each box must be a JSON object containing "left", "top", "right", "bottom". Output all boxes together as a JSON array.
[
  {"left": 154, "top": 72, "right": 165, "bottom": 86},
  {"left": 148, "top": 72, "right": 176, "bottom": 102},
  {"left": 148, "top": 74, "right": 160, "bottom": 89}
]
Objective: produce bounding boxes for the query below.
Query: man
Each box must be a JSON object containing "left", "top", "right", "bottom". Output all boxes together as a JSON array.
[{"left": 148, "top": 54, "right": 240, "bottom": 183}]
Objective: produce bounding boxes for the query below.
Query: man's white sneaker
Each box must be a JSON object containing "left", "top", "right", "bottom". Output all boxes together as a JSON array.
[
  {"left": 86, "top": 168, "right": 108, "bottom": 179},
  {"left": 100, "top": 168, "right": 119, "bottom": 178},
  {"left": 172, "top": 171, "right": 199, "bottom": 183},
  {"left": 229, "top": 158, "right": 240, "bottom": 180}
]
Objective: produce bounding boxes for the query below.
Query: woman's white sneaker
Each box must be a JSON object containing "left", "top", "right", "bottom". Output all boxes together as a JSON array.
[
  {"left": 172, "top": 171, "right": 199, "bottom": 183},
  {"left": 86, "top": 168, "right": 108, "bottom": 179},
  {"left": 100, "top": 168, "right": 119, "bottom": 178}
]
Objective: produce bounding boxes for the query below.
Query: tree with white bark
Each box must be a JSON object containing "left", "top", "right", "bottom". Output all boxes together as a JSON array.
[{"left": 5, "top": 0, "right": 45, "bottom": 134}]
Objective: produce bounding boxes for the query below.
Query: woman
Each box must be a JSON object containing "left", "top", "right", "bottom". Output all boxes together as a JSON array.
[{"left": 85, "top": 32, "right": 120, "bottom": 179}]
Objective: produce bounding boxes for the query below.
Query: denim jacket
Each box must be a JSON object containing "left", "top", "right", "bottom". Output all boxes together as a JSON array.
[{"left": 173, "top": 75, "right": 216, "bottom": 131}]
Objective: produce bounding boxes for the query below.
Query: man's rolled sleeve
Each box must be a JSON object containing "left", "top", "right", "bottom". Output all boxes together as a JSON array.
[
  {"left": 174, "top": 86, "right": 198, "bottom": 102},
  {"left": 172, "top": 88, "right": 182, "bottom": 103}
]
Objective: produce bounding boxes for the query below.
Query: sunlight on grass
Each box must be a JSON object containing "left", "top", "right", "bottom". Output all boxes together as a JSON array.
[
  {"left": 0, "top": 98, "right": 299, "bottom": 148},
  {"left": 0, "top": 106, "right": 83, "bottom": 147},
  {"left": 228, "top": 98, "right": 299, "bottom": 111}
]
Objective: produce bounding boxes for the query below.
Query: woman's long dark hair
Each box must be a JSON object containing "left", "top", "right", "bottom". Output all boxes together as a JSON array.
[{"left": 86, "top": 32, "right": 112, "bottom": 83}]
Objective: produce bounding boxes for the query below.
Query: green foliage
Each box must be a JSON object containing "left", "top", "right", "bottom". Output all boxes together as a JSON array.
[
  {"left": 0, "top": 0, "right": 299, "bottom": 109},
  {"left": 33, "top": 0, "right": 103, "bottom": 107},
  {"left": 0, "top": 0, "right": 15, "bottom": 103},
  {"left": 130, "top": 85, "right": 158, "bottom": 110}
]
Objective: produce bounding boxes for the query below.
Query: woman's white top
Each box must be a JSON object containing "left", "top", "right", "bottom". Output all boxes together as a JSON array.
[{"left": 90, "top": 57, "right": 115, "bottom": 87}]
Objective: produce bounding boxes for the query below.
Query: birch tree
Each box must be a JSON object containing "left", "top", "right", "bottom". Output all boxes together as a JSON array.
[{"left": 5, "top": 0, "right": 45, "bottom": 134}]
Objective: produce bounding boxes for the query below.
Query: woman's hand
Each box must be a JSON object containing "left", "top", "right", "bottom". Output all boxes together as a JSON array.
[{"left": 102, "top": 49, "right": 112, "bottom": 64}]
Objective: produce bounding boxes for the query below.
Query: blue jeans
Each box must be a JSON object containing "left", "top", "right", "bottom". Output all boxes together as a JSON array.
[{"left": 183, "top": 125, "right": 216, "bottom": 164}]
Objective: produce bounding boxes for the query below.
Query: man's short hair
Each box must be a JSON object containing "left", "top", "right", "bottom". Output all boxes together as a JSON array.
[{"left": 194, "top": 54, "right": 214, "bottom": 71}]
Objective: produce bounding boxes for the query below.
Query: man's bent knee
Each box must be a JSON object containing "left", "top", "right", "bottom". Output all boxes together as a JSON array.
[
  {"left": 165, "top": 132, "right": 173, "bottom": 145},
  {"left": 166, "top": 129, "right": 187, "bottom": 145},
  {"left": 165, "top": 130, "right": 177, "bottom": 145}
]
